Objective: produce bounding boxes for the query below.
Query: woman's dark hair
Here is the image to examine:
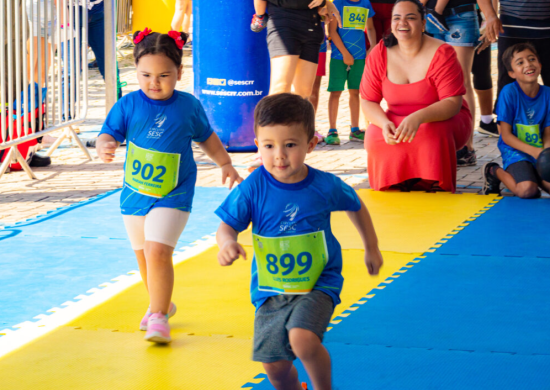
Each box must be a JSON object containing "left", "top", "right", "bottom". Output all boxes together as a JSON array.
[
  {"left": 133, "top": 31, "right": 188, "bottom": 67},
  {"left": 254, "top": 93, "right": 315, "bottom": 140},
  {"left": 383, "top": 0, "right": 426, "bottom": 48}
]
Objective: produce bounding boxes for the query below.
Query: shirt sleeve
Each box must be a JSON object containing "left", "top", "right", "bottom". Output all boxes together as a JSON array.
[
  {"left": 331, "top": 175, "right": 361, "bottom": 212},
  {"left": 359, "top": 41, "right": 385, "bottom": 103},
  {"left": 192, "top": 98, "right": 214, "bottom": 143},
  {"left": 429, "top": 44, "right": 466, "bottom": 101},
  {"left": 99, "top": 98, "right": 127, "bottom": 143},
  {"left": 495, "top": 84, "right": 516, "bottom": 126},
  {"left": 366, "top": 1, "right": 375, "bottom": 18},
  {"left": 215, "top": 184, "right": 252, "bottom": 232}
]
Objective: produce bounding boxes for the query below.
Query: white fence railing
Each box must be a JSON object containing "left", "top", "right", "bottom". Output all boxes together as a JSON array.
[{"left": 0, "top": 0, "right": 91, "bottom": 180}]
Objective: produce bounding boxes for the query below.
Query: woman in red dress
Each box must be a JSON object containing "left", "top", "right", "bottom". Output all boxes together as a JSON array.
[{"left": 360, "top": 0, "right": 472, "bottom": 192}]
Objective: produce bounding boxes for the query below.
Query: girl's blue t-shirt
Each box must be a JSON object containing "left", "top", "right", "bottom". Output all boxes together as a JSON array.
[
  {"left": 215, "top": 166, "right": 361, "bottom": 310},
  {"left": 99, "top": 90, "right": 213, "bottom": 215},
  {"left": 496, "top": 82, "right": 550, "bottom": 169}
]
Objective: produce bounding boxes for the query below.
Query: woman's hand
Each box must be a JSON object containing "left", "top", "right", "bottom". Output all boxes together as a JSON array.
[
  {"left": 382, "top": 122, "right": 398, "bottom": 145},
  {"left": 319, "top": 1, "right": 342, "bottom": 28},
  {"left": 308, "top": 0, "right": 325, "bottom": 8},
  {"left": 221, "top": 163, "right": 243, "bottom": 189},
  {"left": 394, "top": 114, "right": 422, "bottom": 143}
]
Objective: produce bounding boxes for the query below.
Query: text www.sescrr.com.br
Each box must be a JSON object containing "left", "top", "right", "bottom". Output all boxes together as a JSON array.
[{"left": 202, "top": 90, "right": 263, "bottom": 97}]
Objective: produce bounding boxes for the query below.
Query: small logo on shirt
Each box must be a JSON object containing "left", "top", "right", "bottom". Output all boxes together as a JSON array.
[
  {"left": 526, "top": 109, "right": 535, "bottom": 124},
  {"left": 280, "top": 203, "right": 299, "bottom": 232},
  {"left": 148, "top": 113, "right": 167, "bottom": 139}
]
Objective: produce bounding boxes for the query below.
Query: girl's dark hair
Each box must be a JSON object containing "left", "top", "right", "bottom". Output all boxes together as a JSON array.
[
  {"left": 383, "top": 0, "right": 426, "bottom": 48},
  {"left": 133, "top": 31, "right": 188, "bottom": 67}
]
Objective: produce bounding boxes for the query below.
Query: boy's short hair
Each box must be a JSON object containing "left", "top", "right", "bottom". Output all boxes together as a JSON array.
[
  {"left": 503, "top": 42, "right": 539, "bottom": 73},
  {"left": 254, "top": 93, "right": 315, "bottom": 140}
]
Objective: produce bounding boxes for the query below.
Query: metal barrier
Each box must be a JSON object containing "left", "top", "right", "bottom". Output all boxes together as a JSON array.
[{"left": 0, "top": 0, "right": 91, "bottom": 180}]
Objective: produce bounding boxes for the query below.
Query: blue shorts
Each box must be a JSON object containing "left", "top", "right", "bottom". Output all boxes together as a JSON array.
[{"left": 426, "top": 10, "right": 480, "bottom": 47}]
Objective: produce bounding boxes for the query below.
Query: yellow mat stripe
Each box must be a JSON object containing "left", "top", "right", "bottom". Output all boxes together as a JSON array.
[{"left": 0, "top": 191, "right": 499, "bottom": 389}]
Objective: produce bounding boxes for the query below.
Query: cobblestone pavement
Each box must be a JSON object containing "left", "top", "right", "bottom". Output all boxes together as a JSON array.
[{"left": 0, "top": 46, "right": 510, "bottom": 224}]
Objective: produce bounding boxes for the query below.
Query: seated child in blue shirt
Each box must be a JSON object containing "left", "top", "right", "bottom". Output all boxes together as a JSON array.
[
  {"left": 483, "top": 42, "right": 550, "bottom": 198},
  {"left": 215, "top": 93, "right": 383, "bottom": 389}
]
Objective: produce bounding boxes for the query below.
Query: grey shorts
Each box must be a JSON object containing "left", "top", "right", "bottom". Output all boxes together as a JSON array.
[{"left": 253, "top": 289, "right": 334, "bottom": 363}]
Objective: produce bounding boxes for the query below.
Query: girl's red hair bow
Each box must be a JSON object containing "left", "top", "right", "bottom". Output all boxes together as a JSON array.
[
  {"left": 134, "top": 27, "right": 152, "bottom": 44},
  {"left": 168, "top": 30, "right": 185, "bottom": 50}
]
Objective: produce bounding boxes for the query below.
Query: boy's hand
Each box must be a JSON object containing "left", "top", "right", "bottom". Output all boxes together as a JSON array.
[
  {"left": 218, "top": 241, "right": 247, "bottom": 266},
  {"left": 365, "top": 247, "right": 383, "bottom": 275},
  {"left": 343, "top": 53, "right": 354, "bottom": 67},
  {"left": 221, "top": 163, "right": 243, "bottom": 189},
  {"left": 97, "top": 140, "right": 118, "bottom": 163}
]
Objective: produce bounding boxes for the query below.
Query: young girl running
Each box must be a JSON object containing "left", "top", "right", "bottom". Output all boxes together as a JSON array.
[{"left": 96, "top": 28, "right": 242, "bottom": 344}]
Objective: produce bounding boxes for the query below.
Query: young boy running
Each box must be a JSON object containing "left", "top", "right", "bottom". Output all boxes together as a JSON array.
[
  {"left": 215, "top": 93, "right": 383, "bottom": 389},
  {"left": 483, "top": 43, "right": 550, "bottom": 198},
  {"left": 327, "top": 0, "right": 376, "bottom": 145}
]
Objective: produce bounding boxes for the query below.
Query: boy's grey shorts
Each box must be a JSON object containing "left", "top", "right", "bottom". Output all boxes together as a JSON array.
[{"left": 253, "top": 289, "right": 334, "bottom": 363}]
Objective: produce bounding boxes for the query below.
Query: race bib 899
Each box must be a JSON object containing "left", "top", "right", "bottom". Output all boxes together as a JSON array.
[
  {"left": 516, "top": 124, "right": 543, "bottom": 148},
  {"left": 253, "top": 231, "right": 328, "bottom": 294}
]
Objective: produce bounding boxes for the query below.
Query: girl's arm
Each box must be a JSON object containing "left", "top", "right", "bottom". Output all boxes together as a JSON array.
[
  {"left": 198, "top": 132, "right": 243, "bottom": 189},
  {"left": 500, "top": 121, "right": 544, "bottom": 159},
  {"left": 96, "top": 133, "right": 120, "bottom": 163},
  {"left": 216, "top": 222, "right": 247, "bottom": 266},
  {"left": 346, "top": 198, "right": 383, "bottom": 275}
]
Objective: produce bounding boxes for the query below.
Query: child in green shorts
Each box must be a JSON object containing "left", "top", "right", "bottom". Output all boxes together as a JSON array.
[{"left": 327, "top": 0, "right": 376, "bottom": 145}]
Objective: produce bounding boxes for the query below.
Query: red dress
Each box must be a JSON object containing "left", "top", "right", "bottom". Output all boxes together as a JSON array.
[{"left": 360, "top": 42, "right": 472, "bottom": 193}]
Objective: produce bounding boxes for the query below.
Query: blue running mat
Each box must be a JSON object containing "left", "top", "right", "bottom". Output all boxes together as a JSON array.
[
  {"left": 249, "top": 344, "right": 550, "bottom": 390},
  {"left": 324, "top": 253, "right": 550, "bottom": 355},
  {"left": 0, "top": 187, "right": 229, "bottom": 330},
  {"left": 436, "top": 197, "right": 550, "bottom": 257}
]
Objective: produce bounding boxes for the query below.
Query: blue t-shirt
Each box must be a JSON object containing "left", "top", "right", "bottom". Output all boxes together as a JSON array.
[
  {"left": 331, "top": 0, "right": 375, "bottom": 60},
  {"left": 99, "top": 90, "right": 213, "bottom": 215},
  {"left": 215, "top": 166, "right": 361, "bottom": 310},
  {"left": 496, "top": 82, "right": 550, "bottom": 169}
]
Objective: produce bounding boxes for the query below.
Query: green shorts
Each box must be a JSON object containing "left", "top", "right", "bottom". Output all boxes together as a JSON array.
[{"left": 328, "top": 58, "right": 365, "bottom": 92}]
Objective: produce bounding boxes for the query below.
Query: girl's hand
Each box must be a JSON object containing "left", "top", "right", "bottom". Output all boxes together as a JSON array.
[
  {"left": 218, "top": 240, "right": 247, "bottom": 266},
  {"left": 308, "top": 0, "right": 325, "bottom": 8},
  {"left": 365, "top": 247, "right": 383, "bottom": 275},
  {"left": 319, "top": 1, "right": 342, "bottom": 28},
  {"left": 96, "top": 140, "right": 118, "bottom": 163},
  {"left": 394, "top": 114, "right": 421, "bottom": 143},
  {"left": 221, "top": 163, "right": 243, "bottom": 189},
  {"left": 382, "top": 122, "right": 397, "bottom": 145}
]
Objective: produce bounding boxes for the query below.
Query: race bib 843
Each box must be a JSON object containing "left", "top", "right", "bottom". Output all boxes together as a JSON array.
[{"left": 253, "top": 231, "right": 328, "bottom": 294}]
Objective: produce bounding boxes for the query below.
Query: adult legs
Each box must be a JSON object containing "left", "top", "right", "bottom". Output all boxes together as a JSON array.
[
  {"left": 171, "top": 0, "right": 192, "bottom": 32},
  {"left": 292, "top": 58, "right": 319, "bottom": 98},
  {"left": 329, "top": 91, "right": 343, "bottom": 129},
  {"left": 349, "top": 89, "right": 360, "bottom": 128},
  {"left": 87, "top": 11, "right": 106, "bottom": 79},
  {"left": 269, "top": 55, "right": 300, "bottom": 94},
  {"left": 532, "top": 38, "right": 550, "bottom": 86},
  {"left": 310, "top": 75, "right": 323, "bottom": 113},
  {"left": 495, "top": 36, "right": 521, "bottom": 110},
  {"left": 454, "top": 46, "right": 476, "bottom": 150},
  {"left": 27, "top": 36, "right": 52, "bottom": 87}
]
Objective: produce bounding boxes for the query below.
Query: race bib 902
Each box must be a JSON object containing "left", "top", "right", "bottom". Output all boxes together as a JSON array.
[
  {"left": 253, "top": 231, "right": 328, "bottom": 294},
  {"left": 124, "top": 142, "right": 180, "bottom": 198}
]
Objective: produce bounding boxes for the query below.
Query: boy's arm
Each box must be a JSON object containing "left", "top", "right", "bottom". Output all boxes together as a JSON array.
[
  {"left": 366, "top": 17, "right": 376, "bottom": 56},
  {"left": 96, "top": 133, "right": 120, "bottom": 163},
  {"left": 543, "top": 126, "right": 550, "bottom": 149},
  {"left": 198, "top": 132, "right": 243, "bottom": 189},
  {"left": 216, "top": 222, "right": 247, "bottom": 266},
  {"left": 500, "top": 121, "right": 544, "bottom": 159},
  {"left": 328, "top": 17, "right": 354, "bottom": 66},
  {"left": 346, "top": 198, "right": 383, "bottom": 275}
]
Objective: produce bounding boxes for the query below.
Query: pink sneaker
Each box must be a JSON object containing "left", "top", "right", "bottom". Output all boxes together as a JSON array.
[
  {"left": 314, "top": 131, "right": 325, "bottom": 143},
  {"left": 140, "top": 302, "right": 177, "bottom": 331},
  {"left": 144, "top": 312, "right": 171, "bottom": 343},
  {"left": 247, "top": 153, "right": 263, "bottom": 173}
]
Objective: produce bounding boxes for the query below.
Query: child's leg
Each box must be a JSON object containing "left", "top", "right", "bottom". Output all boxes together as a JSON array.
[
  {"left": 310, "top": 76, "right": 323, "bottom": 113},
  {"left": 122, "top": 215, "right": 148, "bottom": 290},
  {"left": 182, "top": 0, "right": 193, "bottom": 34},
  {"left": 349, "top": 89, "right": 360, "bottom": 128},
  {"left": 541, "top": 180, "right": 550, "bottom": 194},
  {"left": 144, "top": 207, "right": 190, "bottom": 314},
  {"left": 289, "top": 328, "right": 332, "bottom": 390},
  {"left": 254, "top": 0, "right": 267, "bottom": 16},
  {"left": 495, "top": 162, "right": 541, "bottom": 199},
  {"left": 263, "top": 361, "right": 302, "bottom": 390},
  {"left": 328, "top": 91, "right": 342, "bottom": 129}
]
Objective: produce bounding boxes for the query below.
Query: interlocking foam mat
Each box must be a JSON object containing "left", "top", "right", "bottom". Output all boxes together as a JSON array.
[
  {"left": 0, "top": 187, "right": 229, "bottom": 330},
  {"left": 1, "top": 190, "right": 511, "bottom": 389},
  {"left": 434, "top": 197, "right": 550, "bottom": 257}
]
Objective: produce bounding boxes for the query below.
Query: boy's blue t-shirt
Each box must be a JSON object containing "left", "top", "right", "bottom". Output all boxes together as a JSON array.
[
  {"left": 99, "top": 90, "right": 213, "bottom": 215},
  {"left": 215, "top": 166, "right": 361, "bottom": 310},
  {"left": 331, "top": 0, "right": 375, "bottom": 60},
  {"left": 496, "top": 82, "right": 550, "bottom": 169}
]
